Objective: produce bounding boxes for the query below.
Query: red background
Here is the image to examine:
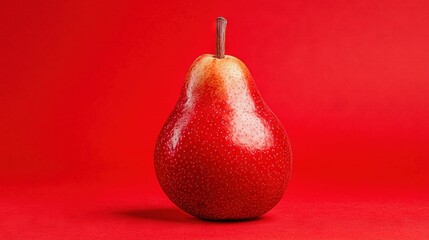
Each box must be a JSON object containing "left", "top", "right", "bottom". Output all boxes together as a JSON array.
[{"left": 1, "top": 0, "right": 428, "bottom": 239}]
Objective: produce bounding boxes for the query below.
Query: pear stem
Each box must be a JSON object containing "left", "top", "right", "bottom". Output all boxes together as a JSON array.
[{"left": 216, "top": 17, "right": 227, "bottom": 59}]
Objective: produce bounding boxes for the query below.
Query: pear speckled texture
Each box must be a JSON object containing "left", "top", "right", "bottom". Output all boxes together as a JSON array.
[{"left": 155, "top": 54, "right": 292, "bottom": 220}]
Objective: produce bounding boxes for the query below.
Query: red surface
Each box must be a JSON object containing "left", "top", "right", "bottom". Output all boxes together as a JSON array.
[
  {"left": 1, "top": 0, "right": 428, "bottom": 239},
  {"left": 1, "top": 183, "right": 428, "bottom": 239}
]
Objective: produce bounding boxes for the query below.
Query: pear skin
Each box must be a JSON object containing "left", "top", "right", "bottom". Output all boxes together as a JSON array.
[{"left": 154, "top": 18, "right": 292, "bottom": 220}]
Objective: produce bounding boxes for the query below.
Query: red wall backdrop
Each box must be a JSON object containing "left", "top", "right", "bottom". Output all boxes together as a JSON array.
[
  {"left": 2, "top": 0, "right": 428, "bottom": 188},
  {"left": 1, "top": 0, "right": 429, "bottom": 238}
]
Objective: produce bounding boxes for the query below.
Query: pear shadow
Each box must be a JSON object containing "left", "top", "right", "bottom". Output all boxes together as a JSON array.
[
  {"left": 199, "top": 216, "right": 263, "bottom": 223},
  {"left": 113, "top": 207, "right": 266, "bottom": 224},
  {"left": 115, "top": 208, "right": 195, "bottom": 222}
]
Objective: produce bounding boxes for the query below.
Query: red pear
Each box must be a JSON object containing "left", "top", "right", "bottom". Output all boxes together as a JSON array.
[{"left": 154, "top": 17, "right": 292, "bottom": 220}]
